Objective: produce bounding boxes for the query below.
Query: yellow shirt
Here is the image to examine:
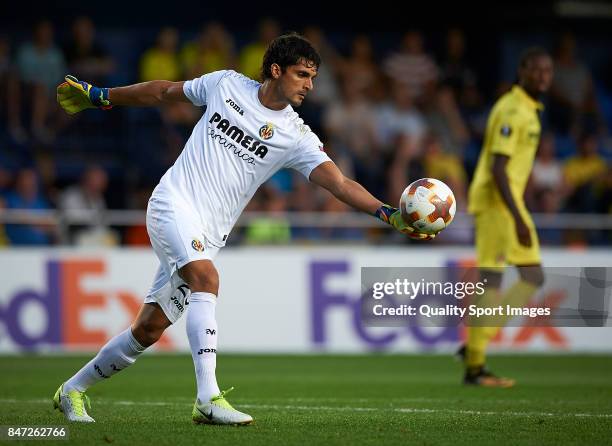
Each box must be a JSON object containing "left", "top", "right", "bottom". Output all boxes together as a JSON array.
[
  {"left": 563, "top": 155, "right": 607, "bottom": 188},
  {"left": 180, "top": 43, "right": 231, "bottom": 76},
  {"left": 468, "top": 85, "right": 543, "bottom": 214},
  {"left": 239, "top": 43, "right": 266, "bottom": 81},
  {"left": 139, "top": 49, "right": 181, "bottom": 82},
  {"left": 425, "top": 152, "right": 467, "bottom": 185}
]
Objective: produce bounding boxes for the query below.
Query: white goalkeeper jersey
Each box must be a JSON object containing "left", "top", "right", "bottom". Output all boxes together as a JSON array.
[{"left": 154, "top": 70, "right": 331, "bottom": 247}]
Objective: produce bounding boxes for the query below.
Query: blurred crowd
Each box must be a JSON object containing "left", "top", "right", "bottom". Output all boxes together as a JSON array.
[{"left": 0, "top": 18, "right": 611, "bottom": 246}]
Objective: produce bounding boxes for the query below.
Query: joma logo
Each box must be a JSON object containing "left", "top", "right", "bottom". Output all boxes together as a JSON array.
[{"left": 226, "top": 98, "right": 244, "bottom": 116}]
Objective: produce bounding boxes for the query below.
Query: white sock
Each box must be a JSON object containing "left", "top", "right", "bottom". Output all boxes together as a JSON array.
[
  {"left": 187, "top": 292, "right": 220, "bottom": 403},
  {"left": 64, "top": 328, "right": 146, "bottom": 392}
]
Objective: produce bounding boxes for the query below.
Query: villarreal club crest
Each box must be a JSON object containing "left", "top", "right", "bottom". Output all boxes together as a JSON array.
[{"left": 259, "top": 122, "right": 275, "bottom": 140}]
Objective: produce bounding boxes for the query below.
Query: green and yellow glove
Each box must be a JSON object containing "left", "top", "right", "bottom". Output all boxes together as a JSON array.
[
  {"left": 375, "top": 204, "right": 436, "bottom": 241},
  {"left": 56, "top": 75, "right": 112, "bottom": 115}
]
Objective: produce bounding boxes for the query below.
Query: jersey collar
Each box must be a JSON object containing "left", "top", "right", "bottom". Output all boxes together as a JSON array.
[{"left": 512, "top": 85, "right": 544, "bottom": 111}]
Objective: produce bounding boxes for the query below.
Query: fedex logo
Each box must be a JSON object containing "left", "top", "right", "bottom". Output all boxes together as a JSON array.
[
  {"left": 310, "top": 261, "right": 459, "bottom": 349},
  {"left": 309, "top": 261, "right": 568, "bottom": 350},
  {"left": 0, "top": 259, "right": 172, "bottom": 350}
]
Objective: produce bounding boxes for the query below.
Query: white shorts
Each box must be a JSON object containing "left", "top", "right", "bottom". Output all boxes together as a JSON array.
[{"left": 144, "top": 192, "right": 220, "bottom": 323}]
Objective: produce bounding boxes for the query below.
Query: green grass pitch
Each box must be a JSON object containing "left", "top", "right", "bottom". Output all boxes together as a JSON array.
[{"left": 0, "top": 354, "right": 611, "bottom": 445}]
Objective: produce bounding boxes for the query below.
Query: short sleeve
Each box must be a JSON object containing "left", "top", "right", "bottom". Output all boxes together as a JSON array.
[
  {"left": 284, "top": 131, "right": 332, "bottom": 180},
  {"left": 489, "top": 108, "right": 522, "bottom": 157},
  {"left": 183, "top": 70, "right": 230, "bottom": 106}
]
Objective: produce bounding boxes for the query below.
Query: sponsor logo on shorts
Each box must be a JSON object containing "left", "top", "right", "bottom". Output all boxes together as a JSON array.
[
  {"left": 192, "top": 239, "right": 204, "bottom": 252},
  {"left": 205, "top": 329, "right": 216, "bottom": 335},
  {"left": 170, "top": 295, "right": 186, "bottom": 313},
  {"left": 259, "top": 122, "right": 275, "bottom": 140},
  {"left": 177, "top": 284, "right": 190, "bottom": 300}
]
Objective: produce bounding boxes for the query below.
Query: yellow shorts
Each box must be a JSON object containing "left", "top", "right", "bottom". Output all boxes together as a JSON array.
[{"left": 474, "top": 206, "right": 541, "bottom": 270}]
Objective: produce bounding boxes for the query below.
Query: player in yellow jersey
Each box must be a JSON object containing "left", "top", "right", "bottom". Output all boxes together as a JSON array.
[{"left": 460, "top": 48, "right": 554, "bottom": 387}]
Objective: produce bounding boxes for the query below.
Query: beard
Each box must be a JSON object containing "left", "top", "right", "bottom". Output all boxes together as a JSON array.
[{"left": 288, "top": 95, "right": 305, "bottom": 108}]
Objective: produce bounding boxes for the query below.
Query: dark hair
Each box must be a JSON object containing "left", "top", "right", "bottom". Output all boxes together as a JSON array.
[
  {"left": 261, "top": 32, "right": 321, "bottom": 81},
  {"left": 518, "top": 46, "right": 550, "bottom": 70}
]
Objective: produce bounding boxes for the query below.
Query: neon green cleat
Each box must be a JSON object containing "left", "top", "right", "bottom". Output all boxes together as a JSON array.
[
  {"left": 192, "top": 387, "right": 253, "bottom": 425},
  {"left": 53, "top": 384, "right": 95, "bottom": 423}
]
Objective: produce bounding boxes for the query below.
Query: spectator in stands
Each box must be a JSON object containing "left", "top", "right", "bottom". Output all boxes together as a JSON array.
[
  {"left": 383, "top": 30, "right": 438, "bottom": 103},
  {"left": 439, "top": 28, "right": 477, "bottom": 103},
  {"left": 59, "top": 165, "right": 117, "bottom": 245},
  {"left": 239, "top": 18, "right": 279, "bottom": 80},
  {"left": 460, "top": 82, "right": 488, "bottom": 142},
  {"left": 34, "top": 151, "right": 60, "bottom": 207},
  {"left": 323, "top": 76, "right": 379, "bottom": 192},
  {"left": 63, "top": 16, "right": 115, "bottom": 85},
  {"left": 563, "top": 133, "right": 608, "bottom": 213},
  {"left": 141, "top": 28, "right": 199, "bottom": 127},
  {"left": 1, "top": 36, "right": 28, "bottom": 144},
  {"left": 139, "top": 27, "right": 181, "bottom": 82},
  {"left": 16, "top": 20, "right": 66, "bottom": 143},
  {"left": 375, "top": 81, "right": 428, "bottom": 155},
  {"left": 59, "top": 165, "right": 107, "bottom": 216},
  {"left": 528, "top": 132, "right": 566, "bottom": 212},
  {"left": 341, "top": 35, "right": 380, "bottom": 100},
  {"left": 3, "top": 167, "right": 54, "bottom": 245},
  {"left": 284, "top": 26, "right": 340, "bottom": 138},
  {"left": 423, "top": 84, "right": 470, "bottom": 157},
  {"left": 181, "top": 22, "right": 237, "bottom": 78},
  {"left": 301, "top": 26, "right": 341, "bottom": 107},
  {"left": 550, "top": 32, "right": 606, "bottom": 136},
  {"left": 386, "top": 133, "right": 425, "bottom": 206},
  {"left": 292, "top": 26, "right": 342, "bottom": 138}
]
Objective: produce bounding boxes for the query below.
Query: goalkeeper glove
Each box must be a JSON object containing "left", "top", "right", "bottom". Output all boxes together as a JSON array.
[
  {"left": 375, "top": 204, "right": 436, "bottom": 241},
  {"left": 56, "top": 75, "right": 112, "bottom": 115}
]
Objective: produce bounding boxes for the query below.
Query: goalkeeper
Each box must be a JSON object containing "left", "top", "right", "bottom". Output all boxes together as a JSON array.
[{"left": 52, "top": 33, "right": 433, "bottom": 425}]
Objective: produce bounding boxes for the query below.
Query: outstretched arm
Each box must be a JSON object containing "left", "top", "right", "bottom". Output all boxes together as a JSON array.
[
  {"left": 57, "top": 75, "right": 190, "bottom": 114},
  {"left": 310, "top": 161, "right": 382, "bottom": 214},
  {"left": 309, "top": 161, "right": 434, "bottom": 240},
  {"left": 109, "top": 81, "right": 189, "bottom": 106}
]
